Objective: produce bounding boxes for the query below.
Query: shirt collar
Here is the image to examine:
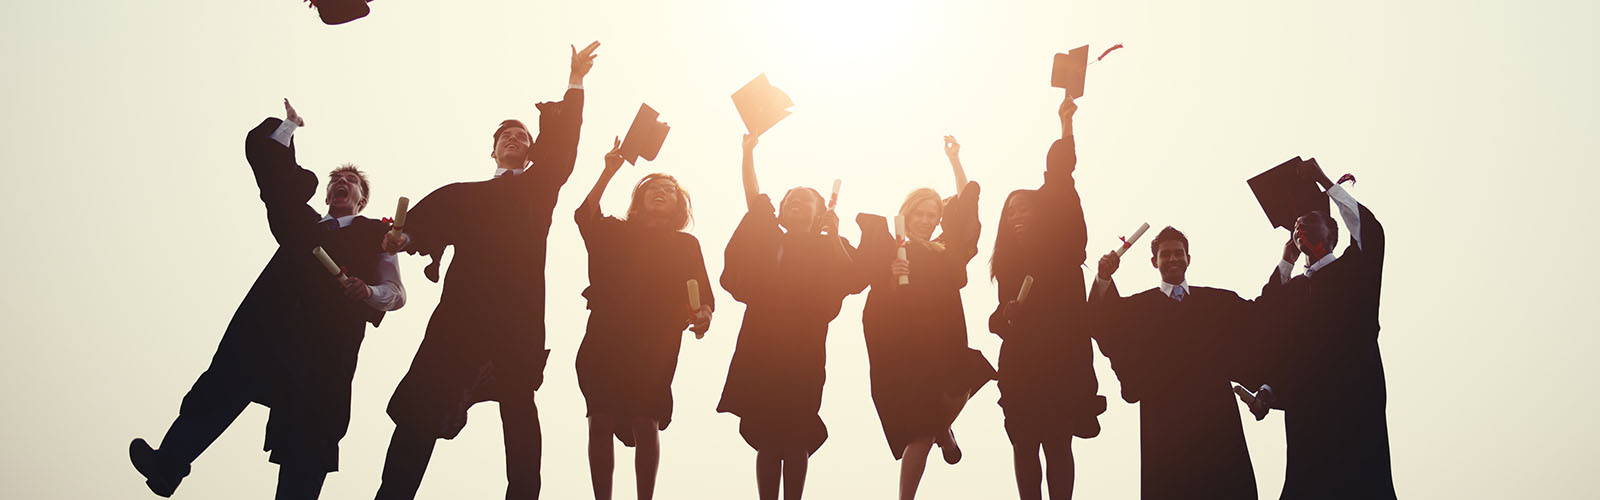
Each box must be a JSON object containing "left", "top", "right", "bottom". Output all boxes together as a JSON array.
[
  {"left": 494, "top": 166, "right": 527, "bottom": 178},
  {"left": 1158, "top": 280, "right": 1189, "bottom": 300},
  {"left": 317, "top": 214, "right": 359, "bottom": 228},
  {"left": 1305, "top": 252, "right": 1338, "bottom": 277}
]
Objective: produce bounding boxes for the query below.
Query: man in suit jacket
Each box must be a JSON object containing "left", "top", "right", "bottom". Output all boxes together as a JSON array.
[
  {"left": 1245, "top": 161, "right": 1394, "bottom": 500},
  {"left": 130, "top": 100, "right": 407, "bottom": 499},
  {"left": 1089, "top": 226, "right": 1262, "bottom": 500},
  {"left": 373, "top": 42, "right": 598, "bottom": 500}
]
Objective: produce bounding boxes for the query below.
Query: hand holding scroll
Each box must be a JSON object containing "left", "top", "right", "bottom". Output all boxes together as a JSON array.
[
  {"left": 341, "top": 276, "right": 373, "bottom": 301},
  {"left": 1097, "top": 251, "right": 1120, "bottom": 280},
  {"left": 1233, "top": 384, "right": 1274, "bottom": 421},
  {"left": 381, "top": 231, "right": 410, "bottom": 254}
]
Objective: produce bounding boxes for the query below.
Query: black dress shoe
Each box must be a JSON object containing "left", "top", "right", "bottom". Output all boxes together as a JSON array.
[{"left": 129, "top": 438, "right": 182, "bottom": 498}]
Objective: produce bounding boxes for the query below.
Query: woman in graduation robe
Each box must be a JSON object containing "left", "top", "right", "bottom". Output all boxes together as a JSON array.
[
  {"left": 575, "top": 138, "right": 714, "bottom": 500},
  {"left": 717, "top": 134, "right": 863, "bottom": 500},
  {"left": 986, "top": 96, "right": 1106, "bottom": 500},
  {"left": 856, "top": 137, "right": 997, "bottom": 500}
]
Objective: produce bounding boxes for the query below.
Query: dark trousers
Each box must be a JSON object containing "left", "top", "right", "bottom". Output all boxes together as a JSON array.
[
  {"left": 375, "top": 398, "right": 542, "bottom": 500},
  {"left": 160, "top": 382, "right": 330, "bottom": 500}
]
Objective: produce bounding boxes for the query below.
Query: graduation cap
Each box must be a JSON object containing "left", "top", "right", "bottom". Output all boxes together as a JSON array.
[
  {"left": 313, "top": 0, "right": 372, "bottom": 25},
  {"left": 620, "top": 103, "right": 669, "bottom": 164},
  {"left": 732, "top": 73, "right": 793, "bottom": 136},
  {"left": 1051, "top": 45, "right": 1089, "bottom": 98},
  {"left": 1247, "top": 156, "right": 1330, "bottom": 229}
]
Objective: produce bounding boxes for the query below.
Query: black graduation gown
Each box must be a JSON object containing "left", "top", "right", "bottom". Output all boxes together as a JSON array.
[
  {"left": 573, "top": 200, "right": 713, "bottom": 447},
  {"left": 715, "top": 194, "right": 862, "bottom": 455},
  {"left": 1256, "top": 202, "right": 1394, "bottom": 500},
  {"left": 1090, "top": 283, "right": 1261, "bottom": 500},
  {"left": 987, "top": 136, "right": 1106, "bottom": 444},
  {"left": 176, "top": 117, "right": 388, "bottom": 472},
  {"left": 858, "top": 182, "right": 997, "bottom": 459},
  {"left": 385, "top": 89, "right": 582, "bottom": 439}
]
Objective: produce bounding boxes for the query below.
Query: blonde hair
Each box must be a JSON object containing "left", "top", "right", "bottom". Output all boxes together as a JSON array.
[{"left": 897, "top": 187, "right": 947, "bottom": 251}]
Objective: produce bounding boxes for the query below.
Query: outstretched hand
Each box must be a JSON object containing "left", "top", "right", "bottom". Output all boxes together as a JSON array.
[
  {"left": 570, "top": 41, "right": 600, "bottom": 85},
  {"left": 742, "top": 133, "right": 759, "bottom": 153},
  {"left": 284, "top": 99, "right": 305, "bottom": 127},
  {"left": 943, "top": 135, "right": 961, "bottom": 160},
  {"left": 603, "top": 136, "right": 624, "bottom": 171},
  {"left": 1059, "top": 94, "right": 1078, "bottom": 136}
]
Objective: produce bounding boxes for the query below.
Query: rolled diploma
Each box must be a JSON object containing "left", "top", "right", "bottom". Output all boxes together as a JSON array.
[
  {"left": 894, "top": 215, "right": 909, "bottom": 286},
  {"left": 311, "top": 246, "right": 347, "bottom": 281},
  {"left": 1233, "top": 385, "right": 1258, "bottom": 405},
  {"left": 1017, "top": 275, "right": 1035, "bottom": 303},
  {"left": 687, "top": 279, "right": 704, "bottom": 339},
  {"left": 390, "top": 196, "right": 410, "bottom": 237},
  {"left": 1114, "top": 222, "right": 1152, "bottom": 257},
  {"left": 828, "top": 179, "right": 841, "bottom": 210}
]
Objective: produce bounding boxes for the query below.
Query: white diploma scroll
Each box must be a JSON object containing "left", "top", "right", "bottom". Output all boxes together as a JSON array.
[
  {"left": 1113, "top": 222, "right": 1152, "bottom": 257},
  {"left": 311, "top": 246, "right": 347, "bottom": 282},
  {"left": 687, "top": 279, "right": 704, "bottom": 339},
  {"left": 1017, "top": 275, "right": 1035, "bottom": 303},
  {"left": 894, "top": 215, "right": 909, "bottom": 286},
  {"left": 828, "top": 179, "right": 841, "bottom": 210},
  {"left": 390, "top": 196, "right": 410, "bottom": 237}
]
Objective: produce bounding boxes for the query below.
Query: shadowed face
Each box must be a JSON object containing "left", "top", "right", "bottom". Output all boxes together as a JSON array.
[
  {"left": 906, "top": 199, "right": 940, "bottom": 242},
  {"left": 779, "top": 188, "right": 823, "bottom": 234},
  {"left": 1294, "top": 213, "right": 1334, "bottom": 259},
  {"left": 1151, "top": 239, "right": 1189, "bottom": 285},
  {"left": 492, "top": 126, "right": 532, "bottom": 166},
  {"left": 325, "top": 170, "right": 366, "bottom": 215},
  {"left": 1004, "top": 193, "right": 1038, "bottom": 240},
  {"left": 640, "top": 177, "right": 681, "bottom": 217}
]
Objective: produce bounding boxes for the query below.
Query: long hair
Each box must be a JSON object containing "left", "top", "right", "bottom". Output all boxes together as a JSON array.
[
  {"left": 989, "top": 189, "right": 1035, "bottom": 281},
  {"left": 625, "top": 172, "right": 693, "bottom": 231},
  {"left": 898, "top": 187, "right": 948, "bottom": 251}
]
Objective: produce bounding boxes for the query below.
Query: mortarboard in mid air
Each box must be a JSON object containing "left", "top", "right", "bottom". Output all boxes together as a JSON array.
[
  {"left": 620, "top": 103, "right": 670, "bottom": 165},
  {"left": 732, "top": 73, "right": 793, "bottom": 136},
  {"left": 313, "top": 0, "right": 372, "bottom": 25},
  {"left": 1052, "top": 45, "right": 1090, "bottom": 98},
  {"left": 1248, "top": 156, "right": 1331, "bottom": 229}
]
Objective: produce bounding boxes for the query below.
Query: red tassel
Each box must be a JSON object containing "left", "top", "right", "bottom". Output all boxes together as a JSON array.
[
  {"left": 1337, "top": 173, "right": 1357, "bottom": 186},
  {"left": 1097, "top": 44, "right": 1125, "bottom": 61}
]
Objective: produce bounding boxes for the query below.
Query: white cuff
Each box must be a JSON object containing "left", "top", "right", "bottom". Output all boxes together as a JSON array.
[
  {"left": 1326, "top": 184, "right": 1362, "bottom": 250},
  {"left": 1091, "top": 275, "right": 1113, "bottom": 298},
  {"left": 1276, "top": 260, "right": 1294, "bottom": 284},
  {"left": 269, "top": 119, "right": 299, "bottom": 147},
  {"left": 567, "top": 83, "right": 584, "bottom": 90}
]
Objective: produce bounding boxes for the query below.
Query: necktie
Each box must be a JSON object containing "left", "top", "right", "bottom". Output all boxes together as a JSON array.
[
  {"left": 1170, "top": 286, "right": 1186, "bottom": 302},
  {"left": 320, "top": 218, "right": 340, "bottom": 232}
]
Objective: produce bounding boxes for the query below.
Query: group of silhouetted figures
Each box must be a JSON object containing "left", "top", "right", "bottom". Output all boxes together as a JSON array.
[{"left": 128, "top": 42, "right": 1396, "bottom": 500}]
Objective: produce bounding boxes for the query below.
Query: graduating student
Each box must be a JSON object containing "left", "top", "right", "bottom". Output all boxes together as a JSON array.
[
  {"left": 130, "top": 100, "right": 406, "bottom": 499},
  {"left": 1246, "top": 160, "right": 1394, "bottom": 500},
  {"left": 1088, "top": 226, "right": 1262, "bottom": 500},
  {"left": 374, "top": 42, "right": 598, "bottom": 500},
  {"left": 986, "top": 95, "right": 1106, "bottom": 500},
  {"left": 716, "top": 133, "right": 862, "bottom": 500},
  {"left": 855, "top": 139, "right": 996, "bottom": 500},
  {"left": 574, "top": 138, "right": 714, "bottom": 500}
]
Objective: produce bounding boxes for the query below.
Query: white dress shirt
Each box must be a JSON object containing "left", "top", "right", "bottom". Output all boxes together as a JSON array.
[
  {"left": 318, "top": 215, "right": 407, "bottom": 312},
  {"left": 1091, "top": 274, "right": 1189, "bottom": 301}
]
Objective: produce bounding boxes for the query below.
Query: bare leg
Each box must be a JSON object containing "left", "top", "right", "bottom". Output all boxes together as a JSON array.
[
  {"left": 1041, "top": 438, "right": 1075, "bottom": 500},
  {"left": 781, "top": 446, "right": 808, "bottom": 500},
  {"left": 587, "top": 414, "right": 615, "bottom": 500},
  {"left": 631, "top": 417, "right": 661, "bottom": 500},
  {"left": 1012, "top": 440, "right": 1043, "bottom": 500},
  {"left": 756, "top": 448, "right": 781, "bottom": 500},
  {"left": 897, "top": 436, "right": 936, "bottom": 500}
]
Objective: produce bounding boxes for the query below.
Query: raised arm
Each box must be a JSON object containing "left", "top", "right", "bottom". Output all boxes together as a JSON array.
[
  {"left": 582, "top": 138, "right": 625, "bottom": 211},
  {"left": 944, "top": 135, "right": 968, "bottom": 193},
  {"left": 741, "top": 134, "right": 761, "bottom": 210},
  {"left": 243, "top": 99, "right": 323, "bottom": 249},
  {"left": 518, "top": 41, "right": 598, "bottom": 197}
]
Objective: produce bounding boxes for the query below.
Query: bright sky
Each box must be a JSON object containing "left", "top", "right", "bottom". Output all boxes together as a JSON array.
[{"left": 2, "top": 1, "right": 1596, "bottom": 499}]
